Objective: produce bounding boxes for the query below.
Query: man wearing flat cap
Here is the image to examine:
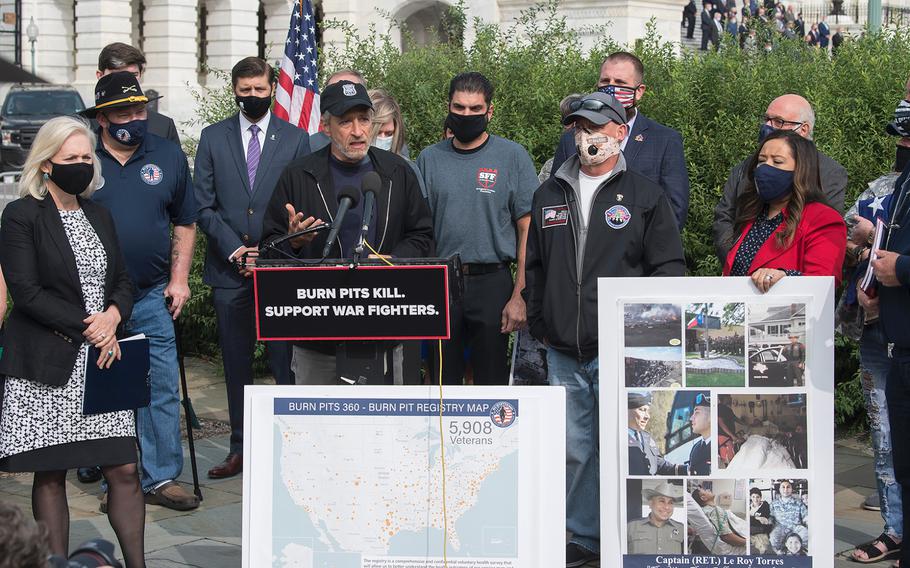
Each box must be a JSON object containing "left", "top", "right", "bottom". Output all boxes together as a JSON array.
[
  {"left": 628, "top": 392, "right": 685, "bottom": 476},
  {"left": 523, "top": 91, "right": 685, "bottom": 567},
  {"left": 627, "top": 481, "right": 685, "bottom": 554},
  {"left": 261, "top": 79, "right": 433, "bottom": 385},
  {"left": 82, "top": 71, "right": 199, "bottom": 511}
]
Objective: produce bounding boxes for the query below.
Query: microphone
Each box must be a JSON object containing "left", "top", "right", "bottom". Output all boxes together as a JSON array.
[
  {"left": 321, "top": 185, "right": 361, "bottom": 259},
  {"left": 354, "top": 172, "right": 382, "bottom": 262}
]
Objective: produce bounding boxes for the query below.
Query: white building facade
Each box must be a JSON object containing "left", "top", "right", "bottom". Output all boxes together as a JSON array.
[{"left": 6, "top": 0, "right": 688, "bottom": 136}]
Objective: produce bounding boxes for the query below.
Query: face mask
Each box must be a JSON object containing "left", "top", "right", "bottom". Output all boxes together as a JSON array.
[
  {"left": 757, "top": 123, "right": 776, "bottom": 143},
  {"left": 47, "top": 161, "right": 94, "bottom": 196},
  {"left": 372, "top": 134, "right": 393, "bottom": 152},
  {"left": 598, "top": 85, "right": 638, "bottom": 109},
  {"left": 754, "top": 163, "right": 794, "bottom": 202},
  {"left": 235, "top": 94, "right": 272, "bottom": 120},
  {"left": 896, "top": 145, "right": 910, "bottom": 172},
  {"left": 107, "top": 118, "right": 147, "bottom": 147},
  {"left": 447, "top": 112, "right": 488, "bottom": 144},
  {"left": 575, "top": 128, "right": 621, "bottom": 167}
]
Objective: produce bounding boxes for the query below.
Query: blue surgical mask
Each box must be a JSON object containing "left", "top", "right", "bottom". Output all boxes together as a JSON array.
[
  {"left": 107, "top": 118, "right": 147, "bottom": 147},
  {"left": 757, "top": 123, "right": 776, "bottom": 143},
  {"left": 754, "top": 164, "right": 794, "bottom": 202}
]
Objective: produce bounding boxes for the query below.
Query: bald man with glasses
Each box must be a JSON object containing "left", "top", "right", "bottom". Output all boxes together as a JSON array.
[{"left": 712, "top": 94, "right": 847, "bottom": 262}]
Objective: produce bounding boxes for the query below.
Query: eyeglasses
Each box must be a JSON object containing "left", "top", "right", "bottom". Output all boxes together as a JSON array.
[
  {"left": 695, "top": 393, "right": 711, "bottom": 405},
  {"left": 762, "top": 114, "right": 804, "bottom": 130}
]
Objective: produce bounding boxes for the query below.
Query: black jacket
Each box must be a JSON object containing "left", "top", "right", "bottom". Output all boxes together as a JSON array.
[
  {"left": 261, "top": 145, "right": 434, "bottom": 260},
  {"left": 880, "top": 164, "right": 910, "bottom": 348},
  {"left": 0, "top": 195, "right": 134, "bottom": 386},
  {"left": 523, "top": 154, "right": 686, "bottom": 359}
]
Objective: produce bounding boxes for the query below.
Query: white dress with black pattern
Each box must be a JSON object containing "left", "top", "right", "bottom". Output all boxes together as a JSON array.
[{"left": 0, "top": 208, "right": 136, "bottom": 471}]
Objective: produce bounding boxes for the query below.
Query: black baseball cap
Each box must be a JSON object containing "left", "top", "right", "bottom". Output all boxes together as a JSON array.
[
  {"left": 80, "top": 71, "right": 160, "bottom": 119},
  {"left": 320, "top": 80, "right": 372, "bottom": 117}
]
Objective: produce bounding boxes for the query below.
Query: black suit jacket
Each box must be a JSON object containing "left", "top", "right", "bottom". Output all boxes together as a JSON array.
[
  {"left": 0, "top": 195, "right": 134, "bottom": 386},
  {"left": 195, "top": 112, "right": 310, "bottom": 288}
]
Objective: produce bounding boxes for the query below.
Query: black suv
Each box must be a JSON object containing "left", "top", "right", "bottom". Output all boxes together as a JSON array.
[{"left": 0, "top": 84, "right": 85, "bottom": 171}]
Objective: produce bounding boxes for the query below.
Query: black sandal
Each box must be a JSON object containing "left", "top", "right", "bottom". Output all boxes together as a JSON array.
[{"left": 850, "top": 533, "right": 901, "bottom": 563}]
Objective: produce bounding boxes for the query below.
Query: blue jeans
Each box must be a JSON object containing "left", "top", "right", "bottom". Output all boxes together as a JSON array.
[
  {"left": 125, "top": 283, "right": 183, "bottom": 493},
  {"left": 861, "top": 322, "right": 903, "bottom": 539},
  {"left": 547, "top": 349, "right": 599, "bottom": 553}
]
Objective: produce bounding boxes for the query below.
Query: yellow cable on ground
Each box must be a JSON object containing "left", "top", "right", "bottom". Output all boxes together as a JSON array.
[{"left": 437, "top": 340, "right": 449, "bottom": 566}]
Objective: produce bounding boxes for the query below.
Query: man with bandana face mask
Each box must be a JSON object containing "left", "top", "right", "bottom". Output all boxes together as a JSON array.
[
  {"left": 549, "top": 52, "right": 690, "bottom": 229},
  {"left": 416, "top": 72, "right": 538, "bottom": 386},
  {"left": 82, "top": 71, "right": 201, "bottom": 512},
  {"left": 713, "top": 93, "right": 847, "bottom": 262},
  {"left": 194, "top": 57, "right": 311, "bottom": 480},
  {"left": 525, "top": 91, "right": 685, "bottom": 567}
]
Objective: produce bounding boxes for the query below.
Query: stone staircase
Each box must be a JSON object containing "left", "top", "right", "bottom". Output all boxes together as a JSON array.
[{"left": 680, "top": 20, "right": 706, "bottom": 52}]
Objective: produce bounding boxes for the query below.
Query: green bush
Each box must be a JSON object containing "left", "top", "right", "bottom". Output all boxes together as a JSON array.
[{"left": 183, "top": 2, "right": 909, "bottom": 423}]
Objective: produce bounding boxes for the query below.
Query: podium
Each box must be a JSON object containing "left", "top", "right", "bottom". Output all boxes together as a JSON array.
[{"left": 253, "top": 257, "right": 459, "bottom": 384}]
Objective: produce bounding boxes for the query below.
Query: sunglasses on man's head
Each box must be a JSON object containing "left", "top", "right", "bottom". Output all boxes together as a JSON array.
[{"left": 695, "top": 393, "right": 711, "bottom": 405}]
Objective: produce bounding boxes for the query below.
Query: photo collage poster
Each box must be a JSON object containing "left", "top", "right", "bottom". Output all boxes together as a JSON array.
[{"left": 599, "top": 277, "right": 835, "bottom": 568}]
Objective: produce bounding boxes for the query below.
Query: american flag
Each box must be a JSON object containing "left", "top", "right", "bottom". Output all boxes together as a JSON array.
[{"left": 274, "top": 0, "right": 321, "bottom": 133}]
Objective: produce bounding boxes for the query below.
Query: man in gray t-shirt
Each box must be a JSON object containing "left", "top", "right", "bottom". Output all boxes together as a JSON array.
[{"left": 417, "top": 72, "right": 538, "bottom": 385}]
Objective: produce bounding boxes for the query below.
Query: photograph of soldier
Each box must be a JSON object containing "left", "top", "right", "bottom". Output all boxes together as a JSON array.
[
  {"left": 625, "top": 303, "right": 683, "bottom": 387},
  {"left": 509, "top": 329, "right": 548, "bottom": 385},
  {"left": 750, "top": 478, "right": 810, "bottom": 555},
  {"left": 722, "top": 394, "right": 808, "bottom": 472},
  {"left": 627, "top": 390, "right": 710, "bottom": 476},
  {"left": 686, "top": 479, "right": 748, "bottom": 555},
  {"left": 684, "top": 302, "right": 745, "bottom": 387},
  {"left": 626, "top": 479, "right": 686, "bottom": 554},
  {"left": 747, "top": 303, "right": 807, "bottom": 387}
]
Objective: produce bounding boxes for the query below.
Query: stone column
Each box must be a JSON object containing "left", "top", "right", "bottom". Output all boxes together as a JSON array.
[
  {"left": 72, "top": 0, "right": 132, "bottom": 103},
  {"left": 204, "top": 0, "right": 258, "bottom": 75},
  {"left": 263, "top": 0, "right": 292, "bottom": 66},
  {"left": 142, "top": 0, "right": 199, "bottom": 136}
]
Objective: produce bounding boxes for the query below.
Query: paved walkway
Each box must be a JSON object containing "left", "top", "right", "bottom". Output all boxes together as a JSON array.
[{"left": 0, "top": 356, "right": 896, "bottom": 567}]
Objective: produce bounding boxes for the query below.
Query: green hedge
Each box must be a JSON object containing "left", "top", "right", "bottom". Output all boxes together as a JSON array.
[{"left": 182, "top": 3, "right": 910, "bottom": 423}]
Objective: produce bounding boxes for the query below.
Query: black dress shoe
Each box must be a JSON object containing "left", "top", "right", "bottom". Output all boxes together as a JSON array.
[
  {"left": 77, "top": 466, "right": 102, "bottom": 483},
  {"left": 566, "top": 542, "right": 598, "bottom": 567}
]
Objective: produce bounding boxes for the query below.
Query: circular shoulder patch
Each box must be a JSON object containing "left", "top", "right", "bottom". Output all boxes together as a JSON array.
[
  {"left": 605, "top": 204, "right": 631, "bottom": 229},
  {"left": 140, "top": 163, "right": 163, "bottom": 186},
  {"left": 490, "top": 401, "right": 516, "bottom": 428}
]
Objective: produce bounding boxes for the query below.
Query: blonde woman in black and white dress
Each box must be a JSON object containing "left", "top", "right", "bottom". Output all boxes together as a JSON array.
[{"left": 0, "top": 116, "right": 145, "bottom": 566}]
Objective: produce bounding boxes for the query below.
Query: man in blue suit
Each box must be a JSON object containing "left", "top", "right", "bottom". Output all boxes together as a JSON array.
[
  {"left": 549, "top": 52, "right": 690, "bottom": 228},
  {"left": 195, "top": 57, "right": 311, "bottom": 479}
]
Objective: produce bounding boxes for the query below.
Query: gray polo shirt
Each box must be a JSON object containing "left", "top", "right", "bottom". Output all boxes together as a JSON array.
[
  {"left": 417, "top": 134, "right": 537, "bottom": 264},
  {"left": 627, "top": 516, "right": 684, "bottom": 554}
]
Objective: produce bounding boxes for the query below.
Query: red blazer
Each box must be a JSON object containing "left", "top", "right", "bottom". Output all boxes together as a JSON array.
[{"left": 722, "top": 201, "right": 846, "bottom": 286}]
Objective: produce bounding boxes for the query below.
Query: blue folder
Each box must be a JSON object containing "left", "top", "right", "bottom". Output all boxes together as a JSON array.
[{"left": 82, "top": 334, "right": 151, "bottom": 415}]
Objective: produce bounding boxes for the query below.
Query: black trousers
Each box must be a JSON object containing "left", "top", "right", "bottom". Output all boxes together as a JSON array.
[
  {"left": 430, "top": 267, "right": 513, "bottom": 385},
  {"left": 887, "top": 347, "right": 910, "bottom": 565},
  {"left": 701, "top": 27, "right": 711, "bottom": 50},
  {"left": 686, "top": 15, "right": 695, "bottom": 38},
  {"left": 214, "top": 282, "right": 293, "bottom": 454}
]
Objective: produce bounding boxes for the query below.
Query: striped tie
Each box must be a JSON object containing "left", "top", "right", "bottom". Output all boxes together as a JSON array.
[{"left": 247, "top": 124, "right": 261, "bottom": 192}]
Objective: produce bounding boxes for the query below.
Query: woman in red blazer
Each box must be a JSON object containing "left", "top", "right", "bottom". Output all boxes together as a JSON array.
[{"left": 722, "top": 129, "right": 845, "bottom": 291}]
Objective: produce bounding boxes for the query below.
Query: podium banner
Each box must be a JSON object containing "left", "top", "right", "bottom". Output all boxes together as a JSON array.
[
  {"left": 599, "top": 277, "right": 834, "bottom": 568},
  {"left": 242, "top": 385, "right": 565, "bottom": 568},
  {"left": 253, "top": 264, "right": 450, "bottom": 340}
]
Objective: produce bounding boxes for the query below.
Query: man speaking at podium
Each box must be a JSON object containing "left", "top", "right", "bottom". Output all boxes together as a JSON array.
[{"left": 261, "top": 79, "right": 433, "bottom": 385}]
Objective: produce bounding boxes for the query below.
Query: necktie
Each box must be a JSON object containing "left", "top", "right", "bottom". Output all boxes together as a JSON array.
[{"left": 247, "top": 124, "right": 261, "bottom": 191}]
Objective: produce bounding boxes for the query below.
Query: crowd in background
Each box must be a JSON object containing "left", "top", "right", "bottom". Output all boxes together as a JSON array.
[{"left": 683, "top": 0, "right": 847, "bottom": 52}]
